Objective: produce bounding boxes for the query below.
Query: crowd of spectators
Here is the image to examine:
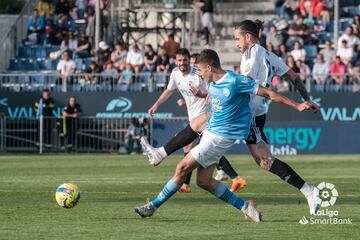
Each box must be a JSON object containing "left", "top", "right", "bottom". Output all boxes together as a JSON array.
[
  {"left": 54, "top": 33, "right": 180, "bottom": 90},
  {"left": 267, "top": 1, "right": 360, "bottom": 91},
  {"left": 22, "top": 0, "right": 360, "bottom": 92}
]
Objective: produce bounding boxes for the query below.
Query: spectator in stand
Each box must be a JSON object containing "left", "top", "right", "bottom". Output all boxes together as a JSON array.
[
  {"left": 312, "top": 53, "right": 329, "bottom": 85},
  {"left": 97, "top": 41, "right": 112, "bottom": 67},
  {"left": 330, "top": 56, "right": 346, "bottom": 85},
  {"left": 102, "top": 61, "right": 119, "bottom": 86},
  {"left": 286, "top": 55, "right": 300, "bottom": 73},
  {"left": 38, "top": 0, "right": 55, "bottom": 17},
  {"left": 347, "top": 62, "right": 360, "bottom": 92},
  {"left": 287, "top": 15, "right": 309, "bottom": 47},
  {"left": 62, "top": 96, "right": 81, "bottom": 151},
  {"left": 55, "top": 0, "right": 70, "bottom": 16},
  {"left": 163, "top": 34, "right": 180, "bottom": 60},
  {"left": 60, "top": 31, "right": 78, "bottom": 55},
  {"left": 352, "top": 15, "right": 360, "bottom": 37},
  {"left": 86, "top": 61, "right": 102, "bottom": 84},
  {"left": 296, "top": 59, "right": 311, "bottom": 82},
  {"left": 282, "top": 0, "right": 299, "bottom": 20},
  {"left": 44, "top": 14, "right": 56, "bottom": 44},
  {"left": 57, "top": 51, "right": 76, "bottom": 85},
  {"left": 76, "top": 0, "right": 87, "bottom": 19},
  {"left": 336, "top": 40, "right": 354, "bottom": 65},
  {"left": 337, "top": 27, "right": 360, "bottom": 50},
  {"left": 118, "top": 63, "right": 134, "bottom": 91},
  {"left": 57, "top": 51, "right": 76, "bottom": 76},
  {"left": 266, "top": 43, "right": 275, "bottom": 53},
  {"left": 299, "top": 0, "right": 324, "bottom": 19},
  {"left": 74, "top": 33, "right": 91, "bottom": 58},
  {"left": 290, "top": 41, "right": 306, "bottom": 61},
  {"left": 111, "top": 43, "right": 127, "bottom": 71},
  {"left": 266, "top": 25, "right": 284, "bottom": 51},
  {"left": 195, "top": 0, "right": 215, "bottom": 46},
  {"left": 320, "top": 40, "right": 336, "bottom": 64},
  {"left": 126, "top": 44, "right": 144, "bottom": 74},
  {"left": 190, "top": 53, "right": 200, "bottom": 67},
  {"left": 85, "top": 6, "right": 95, "bottom": 39},
  {"left": 278, "top": 43, "right": 289, "bottom": 62},
  {"left": 26, "top": 9, "right": 45, "bottom": 44},
  {"left": 142, "top": 44, "right": 158, "bottom": 73},
  {"left": 156, "top": 46, "right": 171, "bottom": 73},
  {"left": 154, "top": 46, "right": 171, "bottom": 88},
  {"left": 88, "top": 0, "right": 111, "bottom": 10}
]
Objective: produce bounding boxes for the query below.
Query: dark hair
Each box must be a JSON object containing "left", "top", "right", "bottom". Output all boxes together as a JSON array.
[
  {"left": 235, "top": 19, "right": 262, "bottom": 38},
  {"left": 190, "top": 53, "right": 200, "bottom": 59},
  {"left": 168, "top": 34, "right": 175, "bottom": 39},
  {"left": 42, "top": 89, "right": 50, "bottom": 93},
  {"left": 175, "top": 48, "right": 190, "bottom": 58},
  {"left": 145, "top": 44, "right": 154, "bottom": 52},
  {"left": 197, "top": 49, "right": 221, "bottom": 68}
]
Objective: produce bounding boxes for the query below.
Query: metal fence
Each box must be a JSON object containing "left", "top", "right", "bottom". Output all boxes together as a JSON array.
[
  {"left": 0, "top": 72, "right": 170, "bottom": 92},
  {"left": 0, "top": 116, "right": 153, "bottom": 154},
  {"left": 0, "top": 72, "right": 359, "bottom": 93}
]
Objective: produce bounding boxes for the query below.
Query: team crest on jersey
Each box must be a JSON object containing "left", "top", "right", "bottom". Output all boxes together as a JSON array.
[{"left": 223, "top": 88, "right": 230, "bottom": 97}]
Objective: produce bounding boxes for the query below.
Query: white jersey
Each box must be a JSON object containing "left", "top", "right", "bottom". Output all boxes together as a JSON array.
[
  {"left": 240, "top": 44, "right": 290, "bottom": 116},
  {"left": 167, "top": 67, "right": 210, "bottom": 120}
]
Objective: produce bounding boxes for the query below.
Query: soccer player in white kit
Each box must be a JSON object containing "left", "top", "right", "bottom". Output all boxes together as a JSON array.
[{"left": 232, "top": 19, "right": 321, "bottom": 215}]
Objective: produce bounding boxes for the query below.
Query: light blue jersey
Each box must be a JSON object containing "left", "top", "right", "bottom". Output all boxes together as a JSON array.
[{"left": 206, "top": 70, "right": 259, "bottom": 140}]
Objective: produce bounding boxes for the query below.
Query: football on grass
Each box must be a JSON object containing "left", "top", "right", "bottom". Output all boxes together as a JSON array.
[{"left": 55, "top": 183, "right": 80, "bottom": 208}]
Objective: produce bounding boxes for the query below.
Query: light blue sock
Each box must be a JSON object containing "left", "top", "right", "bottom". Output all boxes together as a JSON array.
[
  {"left": 213, "top": 182, "right": 245, "bottom": 211},
  {"left": 151, "top": 179, "right": 181, "bottom": 208}
]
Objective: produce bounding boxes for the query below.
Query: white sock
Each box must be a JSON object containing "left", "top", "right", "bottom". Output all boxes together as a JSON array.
[
  {"left": 158, "top": 147, "right": 167, "bottom": 159},
  {"left": 300, "top": 182, "right": 314, "bottom": 197}
]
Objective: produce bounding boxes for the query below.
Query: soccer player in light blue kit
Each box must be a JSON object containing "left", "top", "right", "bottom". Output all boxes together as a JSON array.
[{"left": 134, "top": 49, "right": 312, "bottom": 222}]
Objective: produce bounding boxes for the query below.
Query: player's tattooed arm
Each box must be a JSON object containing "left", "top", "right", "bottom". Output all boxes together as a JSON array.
[
  {"left": 283, "top": 70, "right": 310, "bottom": 100},
  {"left": 257, "top": 86, "right": 312, "bottom": 112},
  {"left": 283, "top": 70, "right": 320, "bottom": 113}
]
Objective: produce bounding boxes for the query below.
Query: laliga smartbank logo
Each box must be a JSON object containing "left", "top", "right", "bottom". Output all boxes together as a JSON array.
[{"left": 299, "top": 182, "right": 352, "bottom": 225}]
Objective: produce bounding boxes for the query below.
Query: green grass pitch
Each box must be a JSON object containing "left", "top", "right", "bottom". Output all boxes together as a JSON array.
[{"left": 0, "top": 154, "right": 359, "bottom": 240}]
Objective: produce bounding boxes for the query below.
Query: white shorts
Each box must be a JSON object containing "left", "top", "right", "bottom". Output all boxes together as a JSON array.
[{"left": 190, "top": 130, "right": 235, "bottom": 168}]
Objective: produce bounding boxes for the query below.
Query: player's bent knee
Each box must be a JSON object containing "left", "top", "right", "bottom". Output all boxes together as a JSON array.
[
  {"left": 196, "top": 178, "right": 211, "bottom": 190},
  {"left": 254, "top": 156, "right": 275, "bottom": 171},
  {"left": 175, "top": 162, "right": 191, "bottom": 179}
]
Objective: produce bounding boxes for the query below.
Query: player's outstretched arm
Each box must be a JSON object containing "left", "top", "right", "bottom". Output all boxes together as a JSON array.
[
  {"left": 148, "top": 89, "right": 175, "bottom": 116},
  {"left": 256, "top": 86, "right": 313, "bottom": 112},
  {"left": 283, "top": 69, "right": 320, "bottom": 113}
]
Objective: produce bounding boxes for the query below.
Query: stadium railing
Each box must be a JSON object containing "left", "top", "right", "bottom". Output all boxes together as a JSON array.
[
  {"left": 0, "top": 116, "right": 187, "bottom": 154},
  {"left": 0, "top": 72, "right": 170, "bottom": 92},
  {"left": 0, "top": 116, "right": 133, "bottom": 153},
  {"left": 0, "top": 73, "right": 359, "bottom": 93}
]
